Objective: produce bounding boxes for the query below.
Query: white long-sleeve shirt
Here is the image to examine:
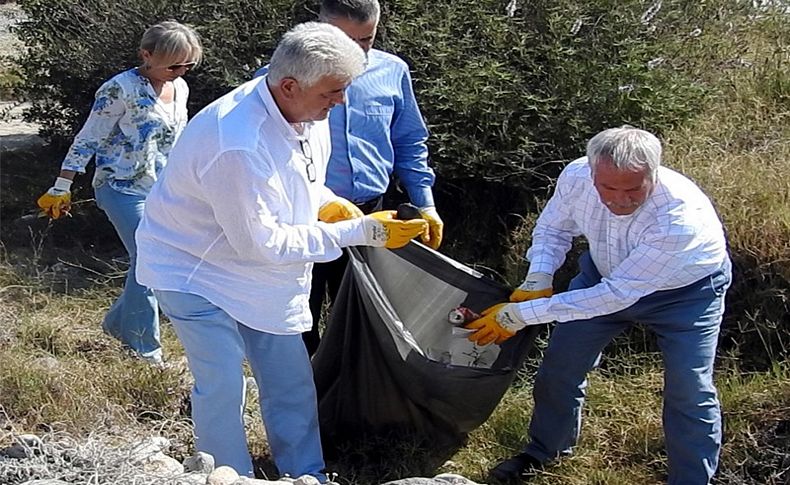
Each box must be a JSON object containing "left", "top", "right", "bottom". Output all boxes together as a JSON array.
[
  {"left": 135, "top": 76, "right": 369, "bottom": 334},
  {"left": 515, "top": 157, "right": 728, "bottom": 325}
]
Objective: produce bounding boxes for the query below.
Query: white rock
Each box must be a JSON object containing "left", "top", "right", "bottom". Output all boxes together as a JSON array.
[
  {"left": 184, "top": 451, "right": 215, "bottom": 473},
  {"left": 233, "top": 478, "right": 292, "bottom": 484},
  {"left": 16, "top": 434, "right": 43, "bottom": 450},
  {"left": 292, "top": 475, "right": 321, "bottom": 485},
  {"left": 435, "top": 473, "right": 482, "bottom": 484},
  {"left": 382, "top": 475, "right": 482, "bottom": 485},
  {"left": 139, "top": 451, "right": 184, "bottom": 476},
  {"left": 174, "top": 473, "right": 209, "bottom": 485},
  {"left": 130, "top": 436, "right": 170, "bottom": 462},
  {"left": 208, "top": 465, "right": 240, "bottom": 485},
  {"left": 19, "top": 481, "right": 69, "bottom": 485}
]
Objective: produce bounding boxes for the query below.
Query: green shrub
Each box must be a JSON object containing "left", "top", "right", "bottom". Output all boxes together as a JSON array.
[{"left": 15, "top": 0, "right": 729, "bottom": 182}]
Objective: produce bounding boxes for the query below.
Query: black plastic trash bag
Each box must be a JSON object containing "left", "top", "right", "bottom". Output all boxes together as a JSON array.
[{"left": 312, "top": 243, "right": 541, "bottom": 453}]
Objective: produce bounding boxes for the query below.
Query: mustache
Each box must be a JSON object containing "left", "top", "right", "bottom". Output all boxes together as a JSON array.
[{"left": 605, "top": 200, "right": 640, "bottom": 209}]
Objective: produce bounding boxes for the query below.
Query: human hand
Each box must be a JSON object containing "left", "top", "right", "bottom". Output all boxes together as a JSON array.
[
  {"left": 361, "top": 210, "right": 429, "bottom": 249},
  {"left": 36, "top": 177, "right": 73, "bottom": 219},
  {"left": 318, "top": 198, "right": 364, "bottom": 223},
  {"left": 510, "top": 272, "right": 553, "bottom": 302},
  {"left": 465, "top": 303, "right": 525, "bottom": 346},
  {"left": 418, "top": 206, "right": 444, "bottom": 250}
]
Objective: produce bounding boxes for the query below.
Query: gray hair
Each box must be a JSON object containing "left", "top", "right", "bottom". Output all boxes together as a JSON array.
[
  {"left": 587, "top": 126, "right": 662, "bottom": 181},
  {"left": 267, "top": 22, "right": 366, "bottom": 88},
  {"left": 319, "top": 0, "right": 381, "bottom": 23},
  {"left": 140, "top": 20, "right": 203, "bottom": 66}
]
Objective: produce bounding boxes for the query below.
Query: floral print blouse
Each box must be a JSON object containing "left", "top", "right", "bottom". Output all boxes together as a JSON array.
[{"left": 60, "top": 68, "right": 189, "bottom": 196}]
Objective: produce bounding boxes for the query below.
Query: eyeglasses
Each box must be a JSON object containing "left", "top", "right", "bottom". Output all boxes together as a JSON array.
[
  {"left": 166, "top": 62, "right": 197, "bottom": 72},
  {"left": 299, "top": 139, "right": 316, "bottom": 183}
]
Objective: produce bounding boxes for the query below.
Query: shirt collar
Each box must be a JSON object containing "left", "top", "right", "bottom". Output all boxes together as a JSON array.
[{"left": 256, "top": 74, "right": 313, "bottom": 141}]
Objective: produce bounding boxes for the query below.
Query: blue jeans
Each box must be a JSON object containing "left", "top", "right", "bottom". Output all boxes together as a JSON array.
[
  {"left": 94, "top": 184, "right": 161, "bottom": 362},
  {"left": 524, "top": 252, "right": 731, "bottom": 485},
  {"left": 155, "top": 290, "right": 326, "bottom": 481}
]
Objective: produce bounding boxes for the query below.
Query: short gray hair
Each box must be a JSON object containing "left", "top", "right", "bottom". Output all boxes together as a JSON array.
[
  {"left": 140, "top": 20, "right": 203, "bottom": 66},
  {"left": 267, "top": 22, "right": 366, "bottom": 88},
  {"left": 587, "top": 126, "right": 662, "bottom": 181},
  {"left": 319, "top": 0, "right": 381, "bottom": 23}
]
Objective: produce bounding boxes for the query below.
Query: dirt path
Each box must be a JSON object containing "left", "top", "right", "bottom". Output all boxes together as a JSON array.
[{"left": 1, "top": 3, "right": 41, "bottom": 138}]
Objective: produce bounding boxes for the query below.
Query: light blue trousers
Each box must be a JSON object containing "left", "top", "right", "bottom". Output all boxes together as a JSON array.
[
  {"left": 94, "top": 184, "right": 161, "bottom": 362},
  {"left": 155, "top": 290, "right": 326, "bottom": 481},
  {"left": 524, "top": 252, "right": 731, "bottom": 485}
]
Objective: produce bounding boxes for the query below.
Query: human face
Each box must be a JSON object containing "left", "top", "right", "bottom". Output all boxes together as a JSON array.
[
  {"left": 592, "top": 159, "right": 655, "bottom": 215},
  {"left": 327, "top": 16, "right": 378, "bottom": 53},
  {"left": 140, "top": 49, "right": 197, "bottom": 82},
  {"left": 282, "top": 75, "right": 349, "bottom": 122}
]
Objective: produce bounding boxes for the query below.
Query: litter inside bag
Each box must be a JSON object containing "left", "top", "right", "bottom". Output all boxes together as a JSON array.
[{"left": 312, "top": 243, "right": 541, "bottom": 452}]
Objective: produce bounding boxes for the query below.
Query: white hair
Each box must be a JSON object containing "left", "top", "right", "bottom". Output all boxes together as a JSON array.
[
  {"left": 267, "top": 22, "right": 366, "bottom": 88},
  {"left": 587, "top": 126, "right": 662, "bottom": 181}
]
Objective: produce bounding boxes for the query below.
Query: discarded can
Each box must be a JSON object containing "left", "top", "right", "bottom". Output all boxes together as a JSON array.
[
  {"left": 396, "top": 202, "right": 421, "bottom": 221},
  {"left": 448, "top": 306, "right": 481, "bottom": 326}
]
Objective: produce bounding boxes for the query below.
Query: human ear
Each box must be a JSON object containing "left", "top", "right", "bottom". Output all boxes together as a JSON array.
[{"left": 279, "top": 78, "right": 300, "bottom": 100}]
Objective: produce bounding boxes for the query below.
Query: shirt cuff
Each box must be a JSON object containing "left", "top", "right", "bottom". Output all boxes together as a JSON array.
[
  {"left": 527, "top": 260, "right": 556, "bottom": 276},
  {"left": 513, "top": 298, "right": 553, "bottom": 326},
  {"left": 408, "top": 186, "right": 435, "bottom": 209},
  {"left": 317, "top": 219, "right": 369, "bottom": 248}
]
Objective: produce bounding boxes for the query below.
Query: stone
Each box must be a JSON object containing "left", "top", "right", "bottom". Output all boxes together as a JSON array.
[
  {"left": 382, "top": 475, "right": 482, "bottom": 485},
  {"left": 139, "top": 451, "right": 184, "bottom": 476},
  {"left": 174, "top": 473, "right": 208, "bottom": 485},
  {"left": 292, "top": 476, "right": 321, "bottom": 485},
  {"left": 208, "top": 465, "right": 240, "bottom": 485},
  {"left": 19, "top": 481, "right": 70, "bottom": 485},
  {"left": 184, "top": 451, "right": 215, "bottom": 474},
  {"left": 130, "top": 436, "right": 170, "bottom": 463}
]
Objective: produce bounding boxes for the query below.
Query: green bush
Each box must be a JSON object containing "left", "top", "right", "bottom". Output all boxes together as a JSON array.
[{"left": 16, "top": 0, "right": 730, "bottom": 182}]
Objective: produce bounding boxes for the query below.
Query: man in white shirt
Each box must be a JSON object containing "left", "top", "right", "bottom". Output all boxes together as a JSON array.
[
  {"left": 466, "top": 127, "right": 731, "bottom": 484},
  {"left": 135, "top": 22, "right": 427, "bottom": 481}
]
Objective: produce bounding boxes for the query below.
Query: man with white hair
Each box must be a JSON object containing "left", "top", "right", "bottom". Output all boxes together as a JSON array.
[
  {"left": 256, "top": 0, "right": 442, "bottom": 356},
  {"left": 135, "top": 22, "right": 427, "bottom": 481},
  {"left": 466, "top": 126, "right": 731, "bottom": 484}
]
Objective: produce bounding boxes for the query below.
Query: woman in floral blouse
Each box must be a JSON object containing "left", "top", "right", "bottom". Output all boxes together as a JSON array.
[{"left": 37, "top": 20, "right": 203, "bottom": 364}]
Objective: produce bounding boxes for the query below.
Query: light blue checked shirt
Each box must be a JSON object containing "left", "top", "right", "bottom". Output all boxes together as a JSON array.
[{"left": 255, "top": 49, "right": 435, "bottom": 207}]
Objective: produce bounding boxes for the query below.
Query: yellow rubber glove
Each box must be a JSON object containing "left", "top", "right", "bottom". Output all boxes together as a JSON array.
[
  {"left": 364, "top": 210, "right": 429, "bottom": 249},
  {"left": 465, "top": 303, "right": 525, "bottom": 346},
  {"left": 418, "top": 206, "right": 444, "bottom": 250},
  {"left": 510, "top": 272, "right": 553, "bottom": 302},
  {"left": 318, "top": 198, "right": 364, "bottom": 223},
  {"left": 36, "top": 177, "right": 73, "bottom": 219}
]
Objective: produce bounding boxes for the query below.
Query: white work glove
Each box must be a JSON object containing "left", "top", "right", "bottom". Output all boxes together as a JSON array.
[
  {"left": 36, "top": 177, "right": 73, "bottom": 219},
  {"left": 510, "top": 272, "right": 553, "bottom": 302}
]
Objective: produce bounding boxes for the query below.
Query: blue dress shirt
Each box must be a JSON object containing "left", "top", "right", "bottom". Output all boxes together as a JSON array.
[{"left": 255, "top": 49, "right": 435, "bottom": 207}]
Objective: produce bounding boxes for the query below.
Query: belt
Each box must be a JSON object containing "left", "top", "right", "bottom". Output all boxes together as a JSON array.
[{"left": 355, "top": 196, "right": 384, "bottom": 215}]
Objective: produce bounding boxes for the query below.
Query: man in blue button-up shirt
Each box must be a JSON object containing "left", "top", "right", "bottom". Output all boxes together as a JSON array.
[{"left": 255, "top": 0, "right": 443, "bottom": 355}]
